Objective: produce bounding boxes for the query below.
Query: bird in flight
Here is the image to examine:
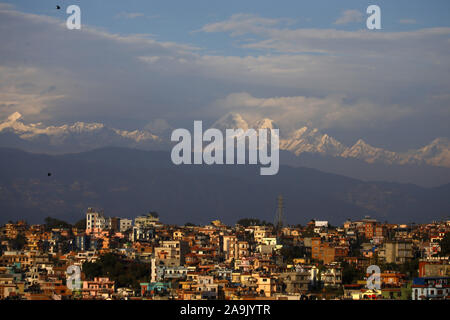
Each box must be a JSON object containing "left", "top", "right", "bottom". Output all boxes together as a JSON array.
[{"left": 56, "top": 5, "right": 61, "bottom": 10}]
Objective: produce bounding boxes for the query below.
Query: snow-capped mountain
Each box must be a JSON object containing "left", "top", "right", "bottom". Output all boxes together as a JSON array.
[
  {"left": 0, "top": 112, "right": 161, "bottom": 153},
  {"left": 254, "top": 118, "right": 278, "bottom": 130},
  {"left": 211, "top": 113, "right": 249, "bottom": 131},
  {"left": 280, "top": 127, "right": 346, "bottom": 157},
  {"left": 208, "top": 112, "right": 450, "bottom": 168},
  {"left": 340, "top": 139, "right": 406, "bottom": 164},
  {"left": 210, "top": 114, "right": 280, "bottom": 150},
  {"left": 1, "top": 112, "right": 449, "bottom": 168},
  {"left": 407, "top": 137, "right": 450, "bottom": 168}
]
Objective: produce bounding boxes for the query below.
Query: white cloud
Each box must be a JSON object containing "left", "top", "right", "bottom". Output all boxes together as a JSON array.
[
  {"left": 198, "top": 14, "right": 450, "bottom": 57},
  {"left": 0, "top": 8, "right": 199, "bottom": 123},
  {"left": 0, "top": 66, "right": 65, "bottom": 120},
  {"left": 199, "top": 13, "right": 294, "bottom": 36},
  {"left": 0, "top": 8, "right": 448, "bottom": 147},
  {"left": 212, "top": 92, "right": 412, "bottom": 132},
  {"left": 334, "top": 9, "right": 363, "bottom": 25}
]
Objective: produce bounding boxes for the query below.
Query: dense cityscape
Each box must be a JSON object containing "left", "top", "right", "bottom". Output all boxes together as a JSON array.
[{"left": 0, "top": 204, "right": 449, "bottom": 300}]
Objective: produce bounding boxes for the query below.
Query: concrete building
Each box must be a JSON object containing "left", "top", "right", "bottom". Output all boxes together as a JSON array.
[
  {"left": 321, "top": 264, "right": 343, "bottom": 288},
  {"left": 379, "top": 240, "right": 413, "bottom": 264},
  {"left": 412, "top": 277, "right": 449, "bottom": 300},
  {"left": 134, "top": 213, "right": 160, "bottom": 228},
  {"left": 86, "top": 208, "right": 109, "bottom": 234},
  {"left": 279, "top": 271, "right": 310, "bottom": 293},
  {"left": 419, "top": 258, "right": 450, "bottom": 277},
  {"left": 154, "top": 240, "right": 189, "bottom": 266},
  {"left": 119, "top": 219, "right": 132, "bottom": 232}
]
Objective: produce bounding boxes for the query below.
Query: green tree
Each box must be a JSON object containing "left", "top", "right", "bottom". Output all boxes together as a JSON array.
[
  {"left": 279, "top": 246, "right": 305, "bottom": 263},
  {"left": 237, "top": 218, "right": 261, "bottom": 227},
  {"left": 82, "top": 253, "right": 151, "bottom": 291},
  {"left": 10, "top": 234, "right": 27, "bottom": 250},
  {"left": 342, "top": 261, "right": 365, "bottom": 284},
  {"left": 184, "top": 222, "right": 196, "bottom": 227},
  {"left": 302, "top": 224, "right": 317, "bottom": 237},
  {"left": 44, "top": 217, "right": 72, "bottom": 230},
  {"left": 149, "top": 211, "right": 159, "bottom": 218},
  {"left": 74, "top": 218, "right": 86, "bottom": 230}
]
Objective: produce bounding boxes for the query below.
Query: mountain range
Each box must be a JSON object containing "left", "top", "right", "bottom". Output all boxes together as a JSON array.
[
  {"left": 0, "top": 147, "right": 449, "bottom": 225},
  {"left": 1, "top": 112, "right": 450, "bottom": 187},
  {"left": 2, "top": 112, "right": 449, "bottom": 167},
  {"left": 212, "top": 113, "right": 450, "bottom": 168}
]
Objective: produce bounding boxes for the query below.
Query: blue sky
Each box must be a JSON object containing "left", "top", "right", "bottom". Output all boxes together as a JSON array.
[
  {"left": 0, "top": 1, "right": 449, "bottom": 150},
  {"left": 5, "top": 0, "right": 450, "bottom": 56}
]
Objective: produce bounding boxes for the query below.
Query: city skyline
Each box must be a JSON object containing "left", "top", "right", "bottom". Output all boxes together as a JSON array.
[{"left": 0, "top": 210, "right": 449, "bottom": 300}]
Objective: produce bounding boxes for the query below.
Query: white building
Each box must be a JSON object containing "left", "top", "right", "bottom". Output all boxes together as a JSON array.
[
  {"left": 119, "top": 219, "right": 132, "bottom": 232},
  {"left": 134, "top": 213, "right": 160, "bottom": 228},
  {"left": 86, "top": 208, "right": 109, "bottom": 234},
  {"left": 412, "top": 277, "right": 449, "bottom": 300},
  {"left": 315, "top": 221, "right": 329, "bottom": 228}
]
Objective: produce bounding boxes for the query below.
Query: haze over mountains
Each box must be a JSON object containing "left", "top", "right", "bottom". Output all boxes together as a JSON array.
[
  {"left": 1, "top": 112, "right": 449, "bottom": 187},
  {"left": 0, "top": 114, "right": 448, "bottom": 225},
  {"left": 0, "top": 147, "right": 449, "bottom": 226}
]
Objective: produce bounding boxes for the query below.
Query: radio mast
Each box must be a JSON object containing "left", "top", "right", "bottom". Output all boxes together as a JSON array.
[{"left": 275, "top": 195, "right": 284, "bottom": 233}]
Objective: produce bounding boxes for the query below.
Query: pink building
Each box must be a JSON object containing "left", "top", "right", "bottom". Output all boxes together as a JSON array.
[{"left": 82, "top": 277, "right": 115, "bottom": 299}]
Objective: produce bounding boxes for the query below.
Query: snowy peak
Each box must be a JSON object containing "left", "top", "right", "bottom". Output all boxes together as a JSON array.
[
  {"left": 0, "top": 112, "right": 161, "bottom": 152},
  {"left": 278, "top": 123, "right": 450, "bottom": 168},
  {"left": 341, "top": 139, "right": 401, "bottom": 164},
  {"left": 409, "top": 137, "right": 450, "bottom": 167},
  {"left": 280, "top": 126, "right": 346, "bottom": 156},
  {"left": 344, "top": 139, "right": 378, "bottom": 155},
  {"left": 113, "top": 128, "right": 159, "bottom": 142},
  {"left": 290, "top": 126, "right": 309, "bottom": 139},
  {"left": 69, "top": 122, "right": 105, "bottom": 133},
  {"left": 254, "top": 118, "right": 278, "bottom": 130},
  {"left": 8, "top": 112, "right": 22, "bottom": 122},
  {"left": 417, "top": 137, "right": 449, "bottom": 154},
  {"left": 211, "top": 113, "right": 249, "bottom": 131},
  {"left": 1, "top": 112, "right": 449, "bottom": 168}
]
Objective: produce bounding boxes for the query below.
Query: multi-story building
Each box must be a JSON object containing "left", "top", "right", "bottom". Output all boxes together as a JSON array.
[
  {"left": 119, "top": 219, "right": 132, "bottom": 232},
  {"left": 82, "top": 277, "right": 115, "bottom": 299},
  {"left": 193, "top": 275, "right": 219, "bottom": 300},
  {"left": 153, "top": 240, "right": 189, "bottom": 266},
  {"left": 74, "top": 235, "right": 90, "bottom": 251},
  {"left": 311, "top": 237, "right": 348, "bottom": 264},
  {"left": 223, "top": 235, "right": 237, "bottom": 262},
  {"left": 418, "top": 257, "right": 450, "bottom": 277},
  {"left": 412, "top": 277, "right": 449, "bottom": 300},
  {"left": 379, "top": 240, "right": 414, "bottom": 264},
  {"left": 85, "top": 208, "right": 109, "bottom": 235},
  {"left": 279, "top": 271, "right": 310, "bottom": 293},
  {"left": 321, "top": 264, "right": 343, "bottom": 288},
  {"left": 131, "top": 225, "right": 154, "bottom": 242},
  {"left": 134, "top": 213, "right": 160, "bottom": 228}
]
